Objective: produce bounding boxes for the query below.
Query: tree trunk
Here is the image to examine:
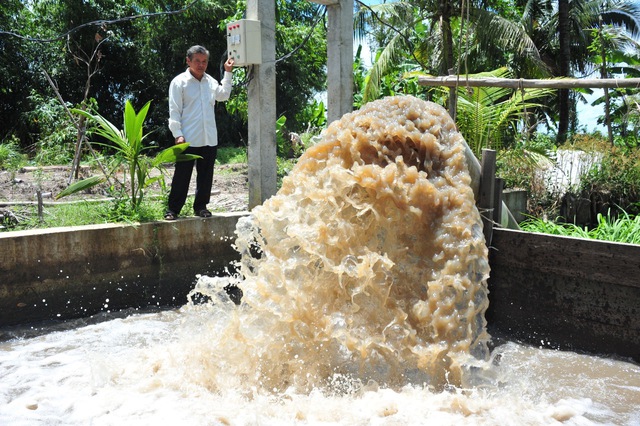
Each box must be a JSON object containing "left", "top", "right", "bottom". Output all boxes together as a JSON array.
[
  {"left": 439, "top": 0, "right": 457, "bottom": 117},
  {"left": 557, "top": 0, "right": 571, "bottom": 144},
  {"left": 599, "top": 15, "right": 614, "bottom": 146}
]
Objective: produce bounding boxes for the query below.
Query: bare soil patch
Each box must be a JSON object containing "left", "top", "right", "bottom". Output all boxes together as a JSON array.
[{"left": 0, "top": 163, "right": 249, "bottom": 214}]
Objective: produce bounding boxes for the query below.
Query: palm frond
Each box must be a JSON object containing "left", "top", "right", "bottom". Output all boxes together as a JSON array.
[
  {"left": 55, "top": 175, "right": 106, "bottom": 200},
  {"left": 363, "top": 30, "right": 412, "bottom": 103},
  {"left": 471, "top": 8, "right": 548, "bottom": 74}
]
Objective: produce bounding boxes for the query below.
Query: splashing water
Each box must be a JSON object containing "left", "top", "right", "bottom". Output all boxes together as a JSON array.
[
  {"left": 2, "top": 96, "right": 640, "bottom": 425},
  {"left": 190, "top": 96, "right": 490, "bottom": 393}
]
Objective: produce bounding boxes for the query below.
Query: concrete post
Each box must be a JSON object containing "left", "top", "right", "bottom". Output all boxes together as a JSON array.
[
  {"left": 247, "top": 0, "right": 277, "bottom": 209},
  {"left": 324, "top": 0, "right": 354, "bottom": 124}
]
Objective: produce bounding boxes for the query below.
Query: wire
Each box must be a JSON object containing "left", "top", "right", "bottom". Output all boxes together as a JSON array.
[
  {"left": 219, "top": 50, "right": 253, "bottom": 88},
  {"left": 0, "top": 0, "right": 200, "bottom": 43},
  {"left": 276, "top": 5, "right": 326, "bottom": 63},
  {"left": 354, "top": 0, "right": 427, "bottom": 70}
]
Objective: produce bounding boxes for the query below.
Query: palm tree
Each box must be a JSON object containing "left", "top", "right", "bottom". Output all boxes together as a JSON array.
[
  {"left": 356, "top": 0, "right": 640, "bottom": 144},
  {"left": 354, "top": 0, "right": 544, "bottom": 107},
  {"left": 526, "top": 0, "right": 640, "bottom": 142}
]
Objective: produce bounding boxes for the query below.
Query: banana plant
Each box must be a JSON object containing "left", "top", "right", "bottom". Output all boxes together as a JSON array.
[{"left": 57, "top": 100, "right": 199, "bottom": 210}]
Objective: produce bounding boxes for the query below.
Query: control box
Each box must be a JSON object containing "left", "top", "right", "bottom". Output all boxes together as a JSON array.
[{"left": 226, "top": 19, "right": 262, "bottom": 66}]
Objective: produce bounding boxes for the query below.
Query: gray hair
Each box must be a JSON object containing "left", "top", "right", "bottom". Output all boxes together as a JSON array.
[{"left": 186, "top": 45, "right": 210, "bottom": 59}]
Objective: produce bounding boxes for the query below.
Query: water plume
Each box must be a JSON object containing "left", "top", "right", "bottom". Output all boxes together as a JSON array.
[{"left": 191, "top": 95, "right": 490, "bottom": 394}]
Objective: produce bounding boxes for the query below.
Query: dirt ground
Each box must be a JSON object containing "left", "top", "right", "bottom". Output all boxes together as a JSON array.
[{"left": 0, "top": 163, "right": 249, "bottom": 217}]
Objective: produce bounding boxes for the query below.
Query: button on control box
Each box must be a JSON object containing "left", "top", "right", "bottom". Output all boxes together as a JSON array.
[{"left": 227, "top": 19, "right": 262, "bottom": 66}]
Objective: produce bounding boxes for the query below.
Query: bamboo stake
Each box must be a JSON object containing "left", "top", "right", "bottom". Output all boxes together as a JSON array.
[{"left": 418, "top": 76, "right": 640, "bottom": 89}]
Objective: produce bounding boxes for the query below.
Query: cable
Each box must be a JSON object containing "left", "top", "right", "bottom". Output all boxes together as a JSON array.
[
  {"left": 276, "top": 5, "right": 326, "bottom": 63},
  {"left": 0, "top": 0, "right": 200, "bottom": 43}
]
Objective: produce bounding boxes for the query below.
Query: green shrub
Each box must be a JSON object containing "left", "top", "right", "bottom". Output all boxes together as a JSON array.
[
  {"left": 216, "top": 146, "right": 247, "bottom": 165},
  {"left": 0, "top": 137, "right": 27, "bottom": 170},
  {"left": 580, "top": 146, "right": 640, "bottom": 215},
  {"left": 25, "top": 93, "right": 77, "bottom": 165}
]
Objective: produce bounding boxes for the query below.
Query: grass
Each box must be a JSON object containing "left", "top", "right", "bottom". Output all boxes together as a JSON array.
[
  {"left": 2, "top": 196, "right": 171, "bottom": 231},
  {"left": 216, "top": 146, "right": 248, "bottom": 165},
  {"left": 2, "top": 146, "right": 252, "bottom": 232},
  {"left": 520, "top": 210, "right": 640, "bottom": 245}
]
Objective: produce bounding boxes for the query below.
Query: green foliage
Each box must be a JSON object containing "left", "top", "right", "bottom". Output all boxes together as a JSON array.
[
  {"left": 497, "top": 132, "right": 556, "bottom": 215},
  {"left": 276, "top": 156, "right": 296, "bottom": 188},
  {"left": 3, "top": 203, "right": 108, "bottom": 231},
  {"left": 0, "top": 137, "right": 27, "bottom": 170},
  {"left": 24, "top": 93, "right": 77, "bottom": 165},
  {"left": 296, "top": 99, "right": 326, "bottom": 132},
  {"left": 580, "top": 146, "right": 640, "bottom": 214},
  {"left": 3, "top": 196, "right": 168, "bottom": 231},
  {"left": 271, "top": 1, "right": 327, "bottom": 131},
  {"left": 96, "top": 195, "right": 166, "bottom": 224},
  {"left": 521, "top": 210, "right": 640, "bottom": 245},
  {"left": 446, "top": 68, "right": 555, "bottom": 158},
  {"left": 275, "top": 115, "right": 289, "bottom": 158},
  {"left": 520, "top": 216, "right": 591, "bottom": 239},
  {"left": 497, "top": 146, "right": 552, "bottom": 190},
  {"left": 565, "top": 132, "right": 610, "bottom": 152},
  {"left": 58, "top": 100, "right": 199, "bottom": 211},
  {"left": 216, "top": 146, "right": 247, "bottom": 165}
]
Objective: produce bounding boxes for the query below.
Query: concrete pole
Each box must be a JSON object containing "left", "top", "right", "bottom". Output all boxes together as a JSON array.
[
  {"left": 247, "top": 0, "right": 277, "bottom": 209},
  {"left": 323, "top": 0, "right": 354, "bottom": 124}
]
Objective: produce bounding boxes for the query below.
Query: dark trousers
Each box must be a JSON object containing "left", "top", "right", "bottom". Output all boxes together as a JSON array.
[{"left": 167, "top": 145, "right": 217, "bottom": 215}]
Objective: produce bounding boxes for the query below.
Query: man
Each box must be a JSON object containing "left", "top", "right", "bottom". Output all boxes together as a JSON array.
[{"left": 165, "top": 45, "right": 235, "bottom": 220}]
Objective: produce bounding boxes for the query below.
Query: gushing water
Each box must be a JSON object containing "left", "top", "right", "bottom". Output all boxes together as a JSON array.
[
  {"left": 211, "top": 95, "right": 490, "bottom": 393},
  {"left": 1, "top": 96, "right": 639, "bottom": 425}
]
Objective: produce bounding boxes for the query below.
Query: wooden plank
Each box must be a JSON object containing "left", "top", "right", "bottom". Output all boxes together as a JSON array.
[
  {"left": 479, "top": 149, "right": 496, "bottom": 245},
  {"left": 307, "top": 0, "right": 339, "bottom": 5},
  {"left": 493, "top": 178, "right": 503, "bottom": 225},
  {"left": 418, "top": 76, "right": 640, "bottom": 90}
]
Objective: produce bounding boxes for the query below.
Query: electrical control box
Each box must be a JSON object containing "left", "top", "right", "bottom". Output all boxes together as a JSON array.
[{"left": 226, "top": 19, "right": 262, "bottom": 66}]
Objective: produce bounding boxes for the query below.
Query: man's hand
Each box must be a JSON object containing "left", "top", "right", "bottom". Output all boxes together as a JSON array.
[
  {"left": 175, "top": 136, "right": 185, "bottom": 145},
  {"left": 224, "top": 58, "right": 235, "bottom": 72}
]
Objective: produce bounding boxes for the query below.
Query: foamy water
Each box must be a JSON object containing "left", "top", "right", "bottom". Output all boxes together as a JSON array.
[
  {"left": 1, "top": 308, "right": 639, "bottom": 425},
  {"left": 1, "top": 96, "right": 639, "bottom": 424}
]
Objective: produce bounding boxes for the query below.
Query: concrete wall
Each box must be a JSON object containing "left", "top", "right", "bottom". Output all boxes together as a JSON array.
[
  {"left": 2, "top": 215, "right": 639, "bottom": 362},
  {"left": 0, "top": 213, "right": 247, "bottom": 326},
  {"left": 487, "top": 228, "right": 640, "bottom": 362}
]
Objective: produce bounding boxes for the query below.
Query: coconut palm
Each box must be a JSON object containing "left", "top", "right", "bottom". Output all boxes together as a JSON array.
[
  {"left": 355, "top": 0, "right": 640, "bottom": 144},
  {"left": 436, "top": 67, "right": 554, "bottom": 156},
  {"left": 523, "top": 0, "right": 640, "bottom": 142},
  {"left": 57, "top": 100, "right": 199, "bottom": 210},
  {"left": 354, "top": 0, "right": 544, "bottom": 106}
]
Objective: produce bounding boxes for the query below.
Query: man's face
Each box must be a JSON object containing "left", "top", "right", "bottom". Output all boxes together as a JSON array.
[{"left": 187, "top": 53, "right": 209, "bottom": 80}]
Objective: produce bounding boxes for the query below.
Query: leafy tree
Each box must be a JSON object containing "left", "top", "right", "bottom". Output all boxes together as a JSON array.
[
  {"left": 586, "top": 23, "right": 640, "bottom": 145},
  {"left": 0, "top": 0, "right": 47, "bottom": 149}
]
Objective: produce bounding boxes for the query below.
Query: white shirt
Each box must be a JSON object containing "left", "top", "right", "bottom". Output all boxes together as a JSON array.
[{"left": 168, "top": 69, "right": 233, "bottom": 147}]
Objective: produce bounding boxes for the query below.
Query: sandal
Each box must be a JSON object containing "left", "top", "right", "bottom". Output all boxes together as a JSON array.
[
  {"left": 164, "top": 211, "right": 177, "bottom": 221},
  {"left": 198, "top": 209, "right": 212, "bottom": 218}
]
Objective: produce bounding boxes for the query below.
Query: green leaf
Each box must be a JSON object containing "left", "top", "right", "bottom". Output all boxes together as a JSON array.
[
  {"left": 151, "top": 143, "right": 202, "bottom": 166},
  {"left": 55, "top": 175, "right": 106, "bottom": 200}
]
